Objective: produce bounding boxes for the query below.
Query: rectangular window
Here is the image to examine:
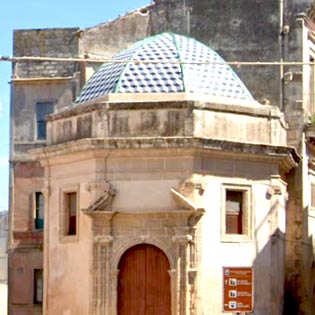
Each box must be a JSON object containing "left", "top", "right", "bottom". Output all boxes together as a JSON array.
[
  {"left": 34, "top": 269, "right": 43, "bottom": 304},
  {"left": 36, "top": 102, "right": 54, "bottom": 140},
  {"left": 226, "top": 190, "right": 243, "bottom": 234},
  {"left": 64, "top": 192, "right": 77, "bottom": 236},
  {"left": 222, "top": 184, "right": 251, "bottom": 241},
  {"left": 35, "top": 192, "right": 44, "bottom": 229}
]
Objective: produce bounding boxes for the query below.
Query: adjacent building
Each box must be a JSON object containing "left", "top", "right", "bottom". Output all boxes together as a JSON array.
[{"left": 7, "top": 1, "right": 315, "bottom": 314}]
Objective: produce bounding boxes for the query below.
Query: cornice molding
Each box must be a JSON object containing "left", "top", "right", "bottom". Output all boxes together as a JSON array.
[{"left": 30, "top": 137, "right": 300, "bottom": 172}]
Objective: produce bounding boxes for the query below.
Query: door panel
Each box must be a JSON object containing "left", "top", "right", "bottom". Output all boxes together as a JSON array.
[{"left": 118, "top": 244, "right": 171, "bottom": 315}]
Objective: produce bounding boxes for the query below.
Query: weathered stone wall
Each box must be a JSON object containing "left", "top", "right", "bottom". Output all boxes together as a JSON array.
[
  {"left": 8, "top": 250, "right": 42, "bottom": 315},
  {"left": 281, "top": 3, "right": 315, "bottom": 313},
  {"left": 13, "top": 162, "right": 44, "bottom": 232},
  {"left": 79, "top": 8, "right": 151, "bottom": 57},
  {"left": 47, "top": 99, "right": 287, "bottom": 147},
  {"left": 13, "top": 28, "right": 80, "bottom": 78},
  {"left": 8, "top": 161, "right": 44, "bottom": 315},
  {"left": 12, "top": 81, "right": 75, "bottom": 158}
]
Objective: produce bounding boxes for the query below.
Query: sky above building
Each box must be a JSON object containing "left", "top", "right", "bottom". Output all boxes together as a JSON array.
[{"left": 0, "top": 0, "right": 151, "bottom": 212}]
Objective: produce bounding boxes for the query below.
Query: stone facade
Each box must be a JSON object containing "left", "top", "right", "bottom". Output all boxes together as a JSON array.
[{"left": 8, "top": 1, "right": 315, "bottom": 315}]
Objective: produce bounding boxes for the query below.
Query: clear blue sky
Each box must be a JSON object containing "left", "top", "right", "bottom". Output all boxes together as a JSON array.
[{"left": 0, "top": 0, "right": 151, "bottom": 212}]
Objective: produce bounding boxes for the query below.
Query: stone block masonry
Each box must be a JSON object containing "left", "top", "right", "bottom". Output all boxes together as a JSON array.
[{"left": 13, "top": 28, "right": 80, "bottom": 78}]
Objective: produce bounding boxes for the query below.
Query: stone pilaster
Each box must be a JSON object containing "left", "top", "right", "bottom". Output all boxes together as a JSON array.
[
  {"left": 172, "top": 230, "right": 193, "bottom": 315},
  {"left": 92, "top": 235, "right": 113, "bottom": 315}
]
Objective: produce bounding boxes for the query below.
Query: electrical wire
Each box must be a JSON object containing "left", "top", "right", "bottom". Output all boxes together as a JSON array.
[{"left": 1, "top": 55, "right": 315, "bottom": 66}]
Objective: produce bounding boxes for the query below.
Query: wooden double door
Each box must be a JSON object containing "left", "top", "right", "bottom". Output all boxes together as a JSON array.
[{"left": 118, "top": 244, "right": 171, "bottom": 315}]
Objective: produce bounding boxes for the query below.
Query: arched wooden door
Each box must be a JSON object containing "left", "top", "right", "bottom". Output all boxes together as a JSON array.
[{"left": 118, "top": 244, "right": 171, "bottom": 315}]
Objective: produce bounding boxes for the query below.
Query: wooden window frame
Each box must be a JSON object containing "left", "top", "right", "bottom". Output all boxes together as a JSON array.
[{"left": 221, "top": 183, "right": 252, "bottom": 242}]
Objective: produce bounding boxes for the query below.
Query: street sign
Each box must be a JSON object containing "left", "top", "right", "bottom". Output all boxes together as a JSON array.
[{"left": 223, "top": 267, "right": 254, "bottom": 313}]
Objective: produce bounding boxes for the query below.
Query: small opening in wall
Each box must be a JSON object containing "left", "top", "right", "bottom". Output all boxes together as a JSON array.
[
  {"left": 34, "top": 269, "right": 43, "bottom": 304},
  {"left": 64, "top": 192, "right": 77, "bottom": 236},
  {"left": 36, "top": 102, "right": 54, "bottom": 140},
  {"left": 34, "top": 192, "right": 44, "bottom": 229},
  {"left": 225, "top": 190, "right": 244, "bottom": 235}
]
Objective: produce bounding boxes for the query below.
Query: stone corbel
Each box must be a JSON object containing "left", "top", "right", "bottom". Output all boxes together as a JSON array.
[
  {"left": 267, "top": 185, "right": 283, "bottom": 196},
  {"left": 83, "top": 181, "right": 116, "bottom": 215},
  {"left": 266, "top": 175, "right": 288, "bottom": 199},
  {"left": 170, "top": 179, "right": 205, "bottom": 213}
]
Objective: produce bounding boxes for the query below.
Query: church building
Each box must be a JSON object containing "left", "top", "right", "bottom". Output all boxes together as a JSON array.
[{"left": 7, "top": 1, "right": 315, "bottom": 314}]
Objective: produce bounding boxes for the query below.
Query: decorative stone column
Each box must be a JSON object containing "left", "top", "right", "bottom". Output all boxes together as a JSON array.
[
  {"left": 172, "top": 229, "right": 193, "bottom": 315},
  {"left": 170, "top": 181, "right": 205, "bottom": 315},
  {"left": 82, "top": 181, "right": 116, "bottom": 315}
]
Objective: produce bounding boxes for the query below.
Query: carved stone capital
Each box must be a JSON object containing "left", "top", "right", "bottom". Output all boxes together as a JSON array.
[
  {"left": 267, "top": 175, "right": 287, "bottom": 197},
  {"left": 177, "top": 179, "right": 205, "bottom": 197},
  {"left": 267, "top": 185, "right": 283, "bottom": 196},
  {"left": 86, "top": 181, "right": 111, "bottom": 193},
  {"left": 94, "top": 235, "right": 113, "bottom": 245},
  {"left": 172, "top": 234, "right": 193, "bottom": 244}
]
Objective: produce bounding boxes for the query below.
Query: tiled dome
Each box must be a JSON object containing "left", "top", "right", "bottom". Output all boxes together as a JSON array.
[{"left": 76, "top": 33, "right": 253, "bottom": 103}]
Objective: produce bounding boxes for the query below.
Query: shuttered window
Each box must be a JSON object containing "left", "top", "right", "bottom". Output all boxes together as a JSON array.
[{"left": 34, "top": 192, "right": 44, "bottom": 229}]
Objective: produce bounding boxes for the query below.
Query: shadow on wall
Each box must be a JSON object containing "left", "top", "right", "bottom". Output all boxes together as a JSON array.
[
  {"left": 283, "top": 233, "right": 315, "bottom": 315},
  {"left": 252, "top": 190, "right": 287, "bottom": 315},
  {"left": 252, "top": 200, "right": 315, "bottom": 315},
  {"left": 253, "top": 227, "right": 286, "bottom": 315}
]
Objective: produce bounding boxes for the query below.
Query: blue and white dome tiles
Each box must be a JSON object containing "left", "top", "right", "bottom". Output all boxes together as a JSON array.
[{"left": 76, "top": 32, "right": 254, "bottom": 103}]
